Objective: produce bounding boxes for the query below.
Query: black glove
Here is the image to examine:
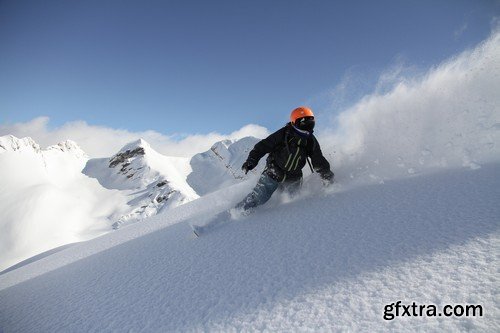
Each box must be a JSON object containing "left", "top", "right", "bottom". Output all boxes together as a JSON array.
[
  {"left": 320, "top": 170, "right": 334, "bottom": 185},
  {"left": 242, "top": 159, "right": 257, "bottom": 174}
]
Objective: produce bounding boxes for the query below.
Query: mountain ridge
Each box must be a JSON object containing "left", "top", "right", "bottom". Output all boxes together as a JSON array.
[{"left": 0, "top": 134, "right": 258, "bottom": 270}]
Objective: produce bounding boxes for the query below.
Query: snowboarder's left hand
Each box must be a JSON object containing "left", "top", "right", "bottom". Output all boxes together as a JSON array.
[{"left": 321, "top": 170, "right": 334, "bottom": 186}]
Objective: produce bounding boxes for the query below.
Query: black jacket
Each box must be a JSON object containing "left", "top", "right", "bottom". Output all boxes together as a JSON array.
[{"left": 247, "top": 123, "right": 332, "bottom": 182}]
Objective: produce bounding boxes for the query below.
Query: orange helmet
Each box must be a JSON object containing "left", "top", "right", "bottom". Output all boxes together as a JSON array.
[{"left": 290, "top": 106, "right": 314, "bottom": 123}]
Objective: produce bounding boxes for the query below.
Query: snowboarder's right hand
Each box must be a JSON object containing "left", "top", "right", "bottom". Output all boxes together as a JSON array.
[{"left": 242, "top": 160, "right": 256, "bottom": 174}]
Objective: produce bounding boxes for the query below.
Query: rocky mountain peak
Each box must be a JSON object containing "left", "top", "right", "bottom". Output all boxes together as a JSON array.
[
  {"left": 109, "top": 139, "right": 150, "bottom": 169},
  {"left": 46, "top": 140, "right": 87, "bottom": 158},
  {"left": 118, "top": 138, "right": 151, "bottom": 153},
  {"left": 0, "top": 135, "right": 41, "bottom": 153}
]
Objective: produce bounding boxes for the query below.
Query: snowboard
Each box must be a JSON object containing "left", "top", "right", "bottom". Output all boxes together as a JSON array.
[
  {"left": 191, "top": 208, "right": 253, "bottom": 237},
  {"left": 191, "top": 210, "right": 231, "bottom": 237}
]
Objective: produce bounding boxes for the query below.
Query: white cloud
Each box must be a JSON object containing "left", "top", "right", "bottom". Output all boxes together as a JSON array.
[{"left": 0, "top": 118, "right": 269, "bottom": 158}]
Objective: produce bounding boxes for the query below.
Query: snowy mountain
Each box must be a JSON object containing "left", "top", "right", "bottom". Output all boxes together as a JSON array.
[
  {"left": 0, "top": 135, "right": 258, "bottom": 270},
  {"left": 0, "top": 135, "right": 41, "bottom": 153},
  {"left": 0, "top": 135, "right": 127, "bottom": 272},
  {"left": 83, "top": 139, "right": 199, "bottom": 229},
  {"left": 187, "top": 136, "right": 262, "bottom": 195}
]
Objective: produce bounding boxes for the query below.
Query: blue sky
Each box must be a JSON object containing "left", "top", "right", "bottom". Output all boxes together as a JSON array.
[{"left": 0, "top": 0, "right": 498, "bottom": 136}]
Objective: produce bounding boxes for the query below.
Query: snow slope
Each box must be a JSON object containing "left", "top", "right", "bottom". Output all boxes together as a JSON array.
[{"left": 0, "top": 163, "right": 498, "bottom": 332}]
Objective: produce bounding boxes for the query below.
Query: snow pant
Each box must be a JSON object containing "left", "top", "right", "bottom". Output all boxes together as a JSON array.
[{"left": 236, "top": 172, "right": 302, "bottom": 211}]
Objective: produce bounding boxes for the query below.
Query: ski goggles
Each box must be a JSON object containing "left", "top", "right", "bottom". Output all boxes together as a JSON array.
[{"left": 295, "top": 116, "right": 315, "bottom": 132}]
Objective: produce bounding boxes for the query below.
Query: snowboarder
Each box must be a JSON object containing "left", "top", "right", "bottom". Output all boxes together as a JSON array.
[{"left": 236, "top": 106, "right": 334, "bottom": 211}]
